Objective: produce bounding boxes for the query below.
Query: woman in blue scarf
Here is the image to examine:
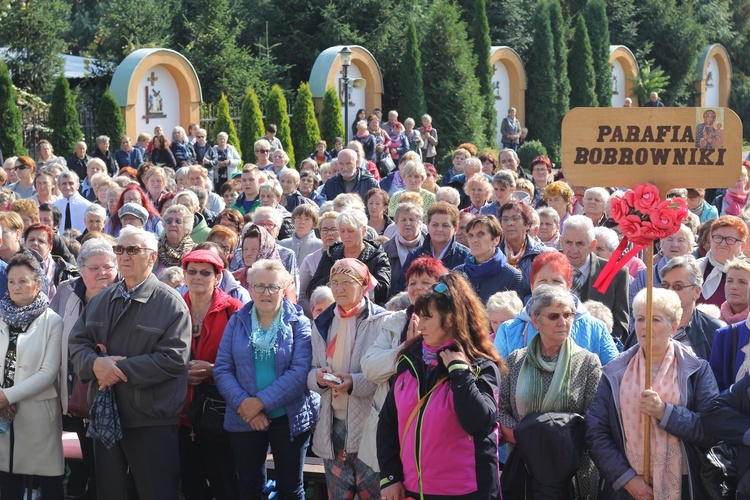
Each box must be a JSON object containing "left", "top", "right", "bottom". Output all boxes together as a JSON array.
[{"left": 453, "top": 215, "right": 525, "bottom": 303}]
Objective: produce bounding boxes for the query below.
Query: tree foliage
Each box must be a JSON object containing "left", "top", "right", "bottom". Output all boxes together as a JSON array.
[
  {"left": 214, "top": 93, "right": 242, "bottom": 158},
  {"left": 518, "top": 140, "right": 548, "bottom": 169},
  {"left": 633, "top": 0, "right": 705, "bottom": 104},
  {"left": 420, "top": 0, "right": 485, "bottom": 162},
  {"left": 0, "top": 61, "right": 25, "bottom": 157},
  {"left": 525, "top": 1, "right": 559, "bottom": 163},
  {"left": 91, "top": 0, "right": 173, "bottom": 67},
  {"left": 606, "top": 0, "right": 639, "bottom": 47},
  {"left": 471, "top": 0, "right": 496, "bottom": 144},
  {"left": 585, "top": 0, "right": 612, "bottom": 107},
  {"left": 487, "top": 0, "right": 535, "bottom": 62},
  {"left": 628, "top": 57, "right": 671, "bottom": 105},
  {"left": 549, "top": 0, "right": 570, "bottom": 155},
  {"left": 568, "top": 16, "right": 598, "bottom": 109},
  {"left": 0, "top": 0, "right": 69, "bottom": 96},
  {"left": 321, "top": 87, "right": 345, "bottom": 149},
  {"left": 239, "top": 86, "right": 264, "bottom": 164},
  {"left": 181, "top": 0, "right": 255, "bottom": 104},
  {"left": 48, "top": 75, "right": 83, "bottom": 158},
  {"left": 95, "top": 88, "right": 125, "bottom": 145},
  {"left": 266, "top": 85, "right": 294, "bottom": 167},
  {"left": 398, "top": 19, "right": 426, "bottom": 124},
  {"left": 290, "top": 82, "right": 320, "bottom": 166}
]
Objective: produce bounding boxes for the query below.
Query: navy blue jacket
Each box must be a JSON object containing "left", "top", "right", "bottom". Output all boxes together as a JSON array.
[
  {"left": 586, "top": 343, "right": 718, "bottom": 499},
  {"left": 703, "top": 372, "right": 750, "bottom": 498},
  {"left": 452, "top": 260, "right": 524, "bottom": 304},
  {"left": 320, "top": 171, "right": 379, "bottom": 203},
  {"left": 391, "top": 235, "right": 470, "bottom": 295}
]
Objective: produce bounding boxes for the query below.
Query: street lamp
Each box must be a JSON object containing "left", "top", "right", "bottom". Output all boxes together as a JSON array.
[{"left": 339, "top": 46, "right": 353, "bottom": 144}]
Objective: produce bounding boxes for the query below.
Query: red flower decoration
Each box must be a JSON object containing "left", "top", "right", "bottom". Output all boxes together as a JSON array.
[{"left": 633, "top": 184, "right": 661, "bottom": 213}]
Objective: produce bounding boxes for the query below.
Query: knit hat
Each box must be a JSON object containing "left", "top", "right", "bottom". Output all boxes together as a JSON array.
[{"left": 118, "top": 203, "right": 149, "bottom": 225}]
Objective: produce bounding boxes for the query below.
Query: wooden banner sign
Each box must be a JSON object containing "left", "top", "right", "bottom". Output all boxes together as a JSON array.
[{"left": 561, "top": 107, "right": 743, "bottom": 194}]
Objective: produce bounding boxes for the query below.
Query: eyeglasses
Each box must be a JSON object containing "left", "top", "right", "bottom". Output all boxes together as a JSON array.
[
  {"left": 186, "top": 269, "right": 215, "bottom": 277},
  {"left": 712, "top": 234, "right": 742, "bottom": 245},
  {"left": 500, "top": 215, "right": 524, "bottom": 224},
  {"left": 257, "top": 222, "right": 278, "bottom": 230},
  {"left": 112, "top": 245, "right": 150, "bottom": 255},
  {"left": 84, "top": 264, "right": 117, "bottom": 274},
  {"left": 196, "top": 135, "right": 205, "bottom": 139},
  {"left": 252, "top": 284, "right": 283, "bottom": 295},
  {"left": 320, "top": 228, "right": 339, "bottom": 235},
  {"left": 255, "top": 149, "right": 270, "bottom": 154},
  {"left": 164, "top": 218, "right": 183, "bottom": 226},
  {"left": 538, "top": 311, "right": 575, "bottom": 322},
  {"left": 660, "top": 283, "right": 695, "bottom": 292},
  {"left": 13, "top": 165, "right": 27, "bottom": 171},
  {"left": 327, "top": 279, "right": 362, "bottom": 289}
]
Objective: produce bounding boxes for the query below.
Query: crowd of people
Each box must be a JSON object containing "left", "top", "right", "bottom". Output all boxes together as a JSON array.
[{"left": 0, "top": 108, "right": 749, "bottom": 500}]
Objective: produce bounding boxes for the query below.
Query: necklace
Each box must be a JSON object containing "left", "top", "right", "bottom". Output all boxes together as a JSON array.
[{"left": 190, "top": 299, "right": 212, "bottom": 336}]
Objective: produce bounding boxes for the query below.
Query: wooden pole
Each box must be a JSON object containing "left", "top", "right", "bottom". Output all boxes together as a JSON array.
[{"left": 643, "top": 244, "right": 654, "bottom": 485}]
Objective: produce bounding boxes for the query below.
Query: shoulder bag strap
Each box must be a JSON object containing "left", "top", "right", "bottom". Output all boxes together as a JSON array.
[{"left": 400, "top": 376, "right": 448, "bottom": 457}]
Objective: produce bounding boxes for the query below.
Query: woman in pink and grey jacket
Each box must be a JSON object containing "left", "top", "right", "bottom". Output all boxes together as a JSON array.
[{"left": 376, "top": 272, "right": 503, "bottom": 500}]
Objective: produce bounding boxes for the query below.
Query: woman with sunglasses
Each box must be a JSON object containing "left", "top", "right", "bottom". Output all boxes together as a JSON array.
[
  {"left": 308, "top": 258, "right": 391, "bottom": 499},
  {"left": 499, "top": 285, "right": 602, "bottom": 498},
  {"left": 178, "top": 250, "right": 243, "bottom": 500},
  {"left": 214, "top": 259, "right": 317, "bottom": 499},
  {"left": 252, "top": 139, "right": 273, "bottom": 170},
  {"left": 8, "top": 156, "right": 36, "bottom": 200},
  {"left": 377, "top": 272, "right": 502, "bottom": 500}
]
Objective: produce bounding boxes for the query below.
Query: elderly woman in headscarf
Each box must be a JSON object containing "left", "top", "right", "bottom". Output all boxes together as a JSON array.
[
  {"left": 587, "top": 288, "right": 719, "bottom": 499},
  {"left": 499, "top": 285, "right": 602, "bottom": 498},
  {"left": 232, "top": 224, "right": 296, "bottom": 303},
  {"left": 307, "top": 259, "right": 392, "bottom": 499}
]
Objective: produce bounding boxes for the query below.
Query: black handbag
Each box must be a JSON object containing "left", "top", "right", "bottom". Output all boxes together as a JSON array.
[
  {"left": 695, "top": 442, "right": 737, "bottom": 499},
  {"left": 186, "top": 384, "right": 228, "bottom": 442}
]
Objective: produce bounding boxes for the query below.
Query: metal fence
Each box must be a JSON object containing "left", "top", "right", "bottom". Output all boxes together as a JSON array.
[{"left": 22, "top": 106, "right": 97, "bottom": 161}]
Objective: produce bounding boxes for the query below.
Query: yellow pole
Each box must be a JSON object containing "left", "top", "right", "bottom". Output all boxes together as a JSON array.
[{"left": 644, "top": 244, "right": 654, "bottom": 485}]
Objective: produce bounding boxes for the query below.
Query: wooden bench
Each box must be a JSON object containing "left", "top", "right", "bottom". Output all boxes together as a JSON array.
[{"left": 266, "top": 454, "right": 327, "bottom": 500}]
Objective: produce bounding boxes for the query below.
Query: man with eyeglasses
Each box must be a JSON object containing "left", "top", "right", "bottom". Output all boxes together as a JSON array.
[
  {"left": 70, "top": 226, "right": 191, "bottom": 500},
  {"left": 562, "top": 215, "right": 630, "bottom": 340},
  {"left": 52, "top": 170, "right": 92, "bottom": 234},
  {"left": 623, "top": 255, "right": 722, "bottom": 362}
]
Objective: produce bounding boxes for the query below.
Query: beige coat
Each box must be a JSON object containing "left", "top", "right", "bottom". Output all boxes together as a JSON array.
[
  {"left": 359, "top": 310, "right": 408, "bottom": 471},
  {"left": 0, "top": 308, "right": 64, "bottom": 476}
]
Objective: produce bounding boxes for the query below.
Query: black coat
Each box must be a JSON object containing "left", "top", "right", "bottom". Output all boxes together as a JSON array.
[
  {"left": 307, "top": 239, "right": 391, "bottom": 305},
  {"left": 92, "top": 149, "right": 119, "bottom": 176}
]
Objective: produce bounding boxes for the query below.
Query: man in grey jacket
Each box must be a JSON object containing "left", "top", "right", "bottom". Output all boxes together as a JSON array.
[{"left": 69, "top": 226, "right": 191, "bottom": 500}]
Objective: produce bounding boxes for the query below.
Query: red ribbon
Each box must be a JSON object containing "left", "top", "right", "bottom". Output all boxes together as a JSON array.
[{"left": 592, "top": 238, "right": 646, "bottom": 294}]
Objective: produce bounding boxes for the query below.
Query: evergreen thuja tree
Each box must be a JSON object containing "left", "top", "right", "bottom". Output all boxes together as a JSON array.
[
  {"left": 549, "top": 0, "right": 569, "bottom": 159},
  {"left": 525, "top": 1, "right": 558, "bottom": 161},
  {"left": 240, "top": 86, "right": 264, "bottom": 164},
  {"left": 214, "top": 93, "right": 242, "bottom": 158},
  {"left": 471, "top": 0, "right": 496, "bottom": 144},
  {"left": 420, "top": 0, "right": 485, "bottom": 159},
  {"left": 266, "top": 85, "right": 294, "bottom": 167},
  {"left": 568, "top": 15, "right": 598, "bottom": 108},
  {"left": 95, "top": 88, "right": 125, "bottom": 144},
  {"left": 584, "top": 0, "right": 612, "bottom": 107},
  {"left": 49, "top": 74, "right": 83, "bottom": 158},
  {"left": 0, "top": 61, "right": 25, "bottom": 157},
  {"left": 398, "top": 19, "right": 426, "bottom": 124},
  {"left": 290, "top": 82, "right": 321, "bottom": 165},
  {"left": 321, "top": 87, "right": 344, "bottom": 148}
]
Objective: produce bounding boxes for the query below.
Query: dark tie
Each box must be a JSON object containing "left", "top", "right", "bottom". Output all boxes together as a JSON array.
[
  {"left": 571, "top": 268, "right": 583, "bottom": 298},
  {"left": 65, "top": 201, "right": 72, "bottom": 231}
]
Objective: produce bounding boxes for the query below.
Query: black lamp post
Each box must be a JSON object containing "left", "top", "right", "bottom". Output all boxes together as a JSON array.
[{"left": 339, "top": 46, "right": 353, "bottom": 144}]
